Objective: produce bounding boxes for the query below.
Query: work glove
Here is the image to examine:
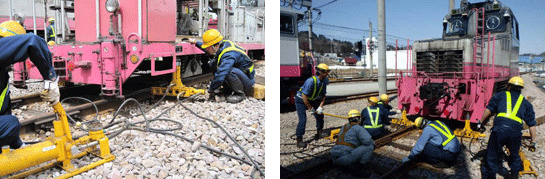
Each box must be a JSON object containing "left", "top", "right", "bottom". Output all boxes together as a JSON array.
[
  {"left": 309, "top": 108, "right": 316, "bottom": 115},
  {"left": 187, "top": 38, "right": 197, "bottom": 44},
  {"left": 476, "top": 122, "right": 485, "bottom": 132},
  {"left": 316, "top": 106, "right": 324, "bottom": 115},
  {"left": 40, "top": 77, "right": 60, "bottom": 106},
  {"left": 529, "top": 142, "right": 537, "bottom": 152},
  {"left": 401, "top": 157, "right": 410, "bottom": 163}
]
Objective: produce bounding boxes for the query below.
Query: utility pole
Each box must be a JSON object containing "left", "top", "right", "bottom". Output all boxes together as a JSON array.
[
  {"left": 378, "top": 0, "right": 387, "bottom": 95},
  {"left": 369, "top": 21, "right": 373, "bottom": 77},
  {"left": 307, "top": 8, "right": 314, "bottom": 55}
]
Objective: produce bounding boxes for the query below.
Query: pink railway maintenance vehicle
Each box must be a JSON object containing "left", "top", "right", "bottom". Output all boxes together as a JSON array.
[
  {"left": 396, "top": 0, "right": 519, "bottom": 124},
  {"left": 6, "top": 0, "right": 264, "bottom": 98}
]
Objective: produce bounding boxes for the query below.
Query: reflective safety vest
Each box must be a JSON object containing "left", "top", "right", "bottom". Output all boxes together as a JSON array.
[
  {"left": 299, "top": 76, "right": 324, "bottom": 101},
  {"left": 364, "top": 107, "right": 383, "bottom": 129},
  {"left": 429, "top": 121, "right": 455, "bottom": 146},
  {"left": 0, "top": 84, "right": 9, "bottom": 113},
  {"left": 377, "top": 101, "right": 383, "bottom": 105},
  {"left": 496, "top": 91, "right": 524, "bottom": 124},
  {"left": 48, "top": 25, "right": 56, "bottom": 38},
  {"left": 335, "top": 122, "right": 357, "bottom": 148},
  {"left": 217, "top": 40, "right": 254, "bottom": 74}
]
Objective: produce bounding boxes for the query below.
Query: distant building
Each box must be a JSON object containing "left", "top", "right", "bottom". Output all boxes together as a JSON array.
[{"left": 519, "top": 55, "right": 544, "bottom": 72}]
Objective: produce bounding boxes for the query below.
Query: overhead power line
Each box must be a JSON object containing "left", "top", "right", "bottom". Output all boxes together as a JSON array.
[
  {"left": 315, "top": 0, "right": 339, "bottom": 9},
  {"left": 313, "top": 22, "right": 413, "bottom": 41}
]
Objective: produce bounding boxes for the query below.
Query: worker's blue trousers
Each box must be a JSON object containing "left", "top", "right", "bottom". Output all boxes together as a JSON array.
[
  {"left": 0, "top": 115, "right": 23, "bottom": 151},
  {"left": 295, "top": 96, "right": 324, "bottom": 138},
  {"left": 481, "top": 130, "right": 522, "bottom": 179},
  {"left": 225, "top": 68, "right": 254, "bottom": 95},
  {"left": 331, "top": 144, "right": 374, "bottom": 166},
  {"left": 421, "top": 143, "right": 458, "bottom": 165}
]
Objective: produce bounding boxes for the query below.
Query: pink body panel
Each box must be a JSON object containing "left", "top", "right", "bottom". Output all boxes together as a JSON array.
[
  {"left": 238, "top": 43, "right": 265, "bottom": 51},
  {"left": 74, "top": 0, "right": 97, "bottom": 42},
  {"left": 280, "top": 65, "right": 301, "bottom": 77},
  {"left": 0, "top": 17, "right": 76, "bottom": 31},
  {"left": 397, "top": 64, "right": 511, "bottom": 123},
  {"left": 147, "top": 0, "right": 176, "bottom": 42}
]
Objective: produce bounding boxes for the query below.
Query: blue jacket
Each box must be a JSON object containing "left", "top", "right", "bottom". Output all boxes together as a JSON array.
[
  {"left": 296, "top": 76, "right": 328, "bottom": 101},
  {"left": 0, "top": 34, "right": 57, "bottom": 115},
  {"left": 406, "top": 121, "right": 461, "bottom": 160},
  {"left": 361, "top": 105, "right": 389, "bottom": 137},
  {"left": 486, "top": 91, "right": 536, "bottom": 134},
  {"left": 196, "top": 40, "right": 254, "bottom": 92},
  {"left": 331, "top": 123, "right": 374, "bottom": 152}
]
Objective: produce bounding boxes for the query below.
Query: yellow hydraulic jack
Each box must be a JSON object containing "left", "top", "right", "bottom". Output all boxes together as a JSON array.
[
  {"left": 0, "top": 102, "right": 115, "bottom": 179},
  {"left": 453, "top": 119, "right": 486, "bottom": 139},
  {"left": 323, "top": 113, "right": 348, "bottom": 142},
  {"left": 504, "top": 147, "right": 539, "bottom": 177},
  {"left": 151, "top": 66, "right": 207, "bottom": 97},
  {"left": 390, "top": 110, "right": 415, "bottom": 126}
]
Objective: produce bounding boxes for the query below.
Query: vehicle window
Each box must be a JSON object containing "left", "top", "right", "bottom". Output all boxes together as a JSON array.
[{"left": 281, "top": 14, "right": 295, "bottom": 34}]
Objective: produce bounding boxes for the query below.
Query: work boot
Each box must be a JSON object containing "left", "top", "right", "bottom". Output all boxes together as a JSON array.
[
  {"left": 226, "top": 75, "right": 246, "bottom": 103},
  {"left": 296, "top": 137, "right": 307, "bottom": 148},
  {"left": 315, "top": 130, "right": 329, "bottom": 140}
]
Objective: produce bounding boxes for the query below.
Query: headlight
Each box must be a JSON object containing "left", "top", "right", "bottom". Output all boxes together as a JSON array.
[{"left": 105, "top": 0, "right": 119, "bottom": 13}]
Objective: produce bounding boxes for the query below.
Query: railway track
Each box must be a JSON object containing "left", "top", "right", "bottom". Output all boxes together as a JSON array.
[
  {"left": 325, "top": 89, "right": 397, "bottom": 104},
  {"left": 14, "top": 73, "right": 214, "bottom": 129},
  {"left": 281, "top": 125, "right": 420, "bottom": 179}
]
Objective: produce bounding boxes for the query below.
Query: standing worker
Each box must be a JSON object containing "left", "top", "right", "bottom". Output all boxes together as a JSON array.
[
  {"left": 361, "top": 97, "right": 389, "bottom": 139},
  {"left": 330, "top": 110, "right": 374, "bottom": 177},
  {"left": 402, "top": 117, "right": 461, "bottom": 167},
  {"left": 294, "top": 63, "right": 330, "bottom": 148},
  {"left": 0, "top": 21, "right": 60, "bottom": 151},
  {"left": 46, "top": 17, "right": 55, "bottom": 42},
  {"left": 189, "top": 29, "right": 254, "bottom": 103},
  {"left": 479, "top": 76, "right": 537, "bottom": 179}
]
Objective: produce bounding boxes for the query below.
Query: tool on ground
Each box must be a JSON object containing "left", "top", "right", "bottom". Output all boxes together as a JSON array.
[{"left": 0, "top": 102, "right": 115, "bottom": 179}]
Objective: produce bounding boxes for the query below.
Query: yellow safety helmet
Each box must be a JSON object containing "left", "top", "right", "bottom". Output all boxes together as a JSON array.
[
  {"left": 48, "top": 17, "right": 55, "bottom": 23},
  {"left": 348, "top": 109, "right": 361, "bottom": 118},
  {"left": 368, "top": 97, "right": 378, "bottom": 104},
  {"left": 508, "top": 76, "right": 524, "bottom": 87},
  {"left": 201, "top": 29, "right": 223, "bottom": 49},
  {"left": 380, "top": 94, "right": 389, "bottom": 102},
  {"left": 415, "top": 117, "right": 427, "bottom": 128},
  {"left": 0, "top": 21, "right": 26, "bottom": 37},
  {"left": 316, "top": 63, "right": 330, "bottom": 72},
  {"left": 47, "top": 41, "right": 55, "bottom": 46}
]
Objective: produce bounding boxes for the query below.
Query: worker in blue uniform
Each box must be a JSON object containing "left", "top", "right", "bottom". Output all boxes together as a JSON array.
[
  {"left": 189, "top": 29, "right": 254, "bottom": 103},
  {"left": 478, "top": 76, "right": 537, "bottom": 179},
  {"left": 330, "top": 110, "right": 374, "bottom": 177},
  {"left": 378, "top": 94, "right": 395, "bottom": 116},
  {"left": 0, "top": 21, "right": 59, "bottom": 152},
  {"left": 46, "top": 17, "right": 55, "bottom": 42},
  {"left": 294, "top": 63, "right": 330, "bottom": 148},
  {"left": 402, "top": 117, "right": 461, "bottom": 167},
  {"left": 361, "top": 96, "right": 389, "bottom": 139}
]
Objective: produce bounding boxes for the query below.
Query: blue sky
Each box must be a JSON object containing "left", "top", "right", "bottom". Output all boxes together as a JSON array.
[{"left": 295, "top": 0, "right": 544, "bottom": 54}]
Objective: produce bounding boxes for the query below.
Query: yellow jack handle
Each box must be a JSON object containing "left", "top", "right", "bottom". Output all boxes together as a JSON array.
[
  {"left": 151, "top": 66, "right": 207, "bottom": 97},
  {"left": 518, "top": 149, "right": 538, "bottom": 177},
  {"left": 327, "top": 129, "right": 341, "bottom": 142}
]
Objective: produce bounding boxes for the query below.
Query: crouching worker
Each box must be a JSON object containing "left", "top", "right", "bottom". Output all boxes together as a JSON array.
[
  {"left": 330, "top": 110, "right": 374, "bottom": 177},
  {"left": 361, "top": 97, "right": 389, "bottom": 139},
  {"left": 0, "top": 21, "right": 59, "bottom": 152},
  {"left": 402, "top": 117, "right": 461, "bottom": 167}
]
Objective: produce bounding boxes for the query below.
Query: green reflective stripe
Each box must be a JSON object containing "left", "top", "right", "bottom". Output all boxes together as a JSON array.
[
  {"left": 299, "top": 76, "right": 324, "bottom": 101},
  {"left": 364, "top": 107, "right": 383, "bottom": 128},
  {"left": 497, "top": 91, "right": 523, "bottom": 124},
  {"left": 0, "top": 84, "right": 8, "bottom": 111},
  {"left": 248, "top": 64, "right": 254, "bottom": 73},
  {"left": 49, "top": 25, "right": 55, "bottom": 38},
  {"left": 377, "top": 101, "right": 383, "bottom": 105},
  {"left": 217, "top": 40, "right": 249, "bottom": 66},
  {"left": 429, "top": 121, "right": 455, "bottom": 146}
]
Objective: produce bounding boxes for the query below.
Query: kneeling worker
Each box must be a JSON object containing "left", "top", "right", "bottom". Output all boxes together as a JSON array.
[
  {"left": 189, "top": 29, "right": 255, "bottom": 103},
  {"left": 330, "top": 110, "right": 374, "bottom": 177},
  {"left": 0, "top": 21, "right": 60, "bottom": 151},
  {"left": 361, "top": 97, "right": 389, "bottom": 139},
  {"left": 402, "top": 117, "right": 461, "bottom": 167}
]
